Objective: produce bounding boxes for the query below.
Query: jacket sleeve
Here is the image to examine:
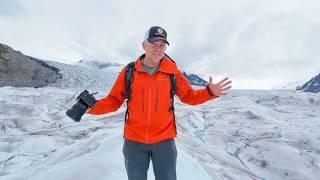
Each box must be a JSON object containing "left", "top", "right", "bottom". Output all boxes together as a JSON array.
[
  {"left": 87, "top": 67, "right": 126, "bottom": 115},
  {"left": 175, "top": 70, "right": 218, "bottom": 105}
]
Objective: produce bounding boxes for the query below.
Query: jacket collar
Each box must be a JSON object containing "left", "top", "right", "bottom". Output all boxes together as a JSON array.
[{"left": 134, "top": 54, "right": 179, "bottom": 74}]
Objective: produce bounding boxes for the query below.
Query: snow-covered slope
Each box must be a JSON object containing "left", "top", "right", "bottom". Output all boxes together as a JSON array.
[
  {"left": 44, "top": 60, "right": 120, "bottom": 93},
  {"left": 1, "top": 61, "right": 320, "bottom": 180},
  {"left": 272, "top": 80, "right": 304, "bottom": 90},
  {"left": 76, "top": 59, "right": 122, "bottom": 70}
]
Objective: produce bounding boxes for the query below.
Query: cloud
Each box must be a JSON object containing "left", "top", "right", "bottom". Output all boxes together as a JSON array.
[
  {"left": 0, "top": 0, "right": 24, "bottom": 17},
  {"left": 0, "top": 0, "right": 319, "bottom": 89}
]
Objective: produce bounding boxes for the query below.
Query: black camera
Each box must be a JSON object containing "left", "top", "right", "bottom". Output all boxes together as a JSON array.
[{"left": 66, "top": 90, "right": 97, "bottom": 122}]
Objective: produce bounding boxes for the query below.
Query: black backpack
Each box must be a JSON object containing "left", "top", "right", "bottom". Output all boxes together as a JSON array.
[{"left": 124, "top": 55, "right": 176, "bottom": 122}]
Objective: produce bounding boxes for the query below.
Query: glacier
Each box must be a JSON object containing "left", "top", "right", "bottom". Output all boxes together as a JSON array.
[{"left": 0, "top": 61, "right": 320, "bottom": 180}]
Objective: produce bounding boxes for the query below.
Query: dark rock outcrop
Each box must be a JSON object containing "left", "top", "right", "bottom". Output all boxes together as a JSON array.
[
  {"left": 183, "top": 72, "right": 207, "bottom": 86},
  {"left": 0, "top": 43, "right": 62, "bottom": 88},
  {"left": 296, "top": 73, "right": 320, "bottom": 93}
]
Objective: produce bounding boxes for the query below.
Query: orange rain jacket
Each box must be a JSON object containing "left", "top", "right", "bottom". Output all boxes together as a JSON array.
[{"left": 88, "top": 55, "right": 217, "bottom": 144}]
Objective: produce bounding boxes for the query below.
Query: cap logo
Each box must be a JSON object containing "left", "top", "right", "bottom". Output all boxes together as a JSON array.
[{"left": 155, "top": 28, "right": 164, "bottom": 36}]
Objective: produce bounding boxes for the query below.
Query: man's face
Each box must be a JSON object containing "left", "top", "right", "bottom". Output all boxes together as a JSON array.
[{"left": 143, "top": 40, "right": 167, "bottom": 62}]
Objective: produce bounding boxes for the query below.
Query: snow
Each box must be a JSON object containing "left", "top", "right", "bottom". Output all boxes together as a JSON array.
[{"left": 1, "top": 61, "right": 320, "bottom": 180}]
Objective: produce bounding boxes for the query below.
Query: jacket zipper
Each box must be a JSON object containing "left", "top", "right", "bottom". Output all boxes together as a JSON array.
[
  {"left": 146, "top": 75, "right": 152, "bottom": 143},
  {"left": 141, "top": 87, "right": 144, "bottom": 112},
  {"left": 155, "top": 85, "right": 159, "bottom": 112}
]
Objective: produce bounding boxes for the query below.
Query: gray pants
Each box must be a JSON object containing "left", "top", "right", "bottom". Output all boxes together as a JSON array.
[{"left": 123, "top": 138, "right": 177, "bottom": 180}]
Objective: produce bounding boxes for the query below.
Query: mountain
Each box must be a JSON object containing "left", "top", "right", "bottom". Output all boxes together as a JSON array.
[
  {"left": 0, "top": 43, "right": 62, "bottom": 88},
  {"left": 183, "top": 72, "right": 207, "bottom": 87},
  {"left": 296, "top": 73, "right": 320, "bottom": 93}
]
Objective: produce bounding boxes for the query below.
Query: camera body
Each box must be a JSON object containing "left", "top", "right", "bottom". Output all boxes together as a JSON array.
[{"left": 66, "top": 90, "right": 97, "bottom": 122}]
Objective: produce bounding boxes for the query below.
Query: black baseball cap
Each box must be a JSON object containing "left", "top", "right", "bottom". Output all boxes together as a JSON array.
[{"left": 144, "top": 26, "right": 169, "bottom": 45}]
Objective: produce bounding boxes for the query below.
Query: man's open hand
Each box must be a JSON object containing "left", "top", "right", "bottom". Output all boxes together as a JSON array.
[{"left": 207, "top": 76, "right": 232, "bottom": 96}]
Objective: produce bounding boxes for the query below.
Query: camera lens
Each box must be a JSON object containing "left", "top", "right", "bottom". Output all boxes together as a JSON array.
[{"left": 66, "top": 101, "right": 87, "bottom": 122}]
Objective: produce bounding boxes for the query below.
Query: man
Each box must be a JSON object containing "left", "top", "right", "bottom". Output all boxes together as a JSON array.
[{"left": 87, "top": 26, "right": 232, "bottom": 180}]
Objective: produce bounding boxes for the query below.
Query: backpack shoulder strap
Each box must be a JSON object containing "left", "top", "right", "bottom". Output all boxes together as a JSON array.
[
  {"left": 165, "top": 53, "right": 176, "bottom": 100},
  {"left": 165, "top": 54, "right": 177, "bottom": 134},
  {"left": 124, "top": 61, "right": 135, "bottom": 123},
  {"left": 168, "top": 74, "right": 176, "bottom": 112},
  {"left": 169, "top": 74, "right": 176, "bottom": 99},
  {"left": 125, "top": 61, "right": 135, "bottom": 100}
]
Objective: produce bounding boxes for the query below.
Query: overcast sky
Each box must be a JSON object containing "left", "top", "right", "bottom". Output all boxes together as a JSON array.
[{"left": 1, "top": 0, "right": 319, "bottom": 89}]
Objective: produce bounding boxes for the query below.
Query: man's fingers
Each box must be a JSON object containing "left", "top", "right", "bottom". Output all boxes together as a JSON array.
[
  {"left": 209, "top": 77, "right": 232, "bottom": 92},
  {"left": 220, "top": 80, "right": 232, "bottom": 88},
  {"left": 222, "top": 86, "right": 232, "bottom": 91},
  {"left": 209, "top": 76, "right": 213, "bottom": 85},
  {"left": 217, "top": 78, "right": 229, "bottom": 86}
]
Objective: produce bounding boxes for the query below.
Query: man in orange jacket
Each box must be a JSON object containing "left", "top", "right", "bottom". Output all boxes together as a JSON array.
[{"left": 87, "top": 26, "right": 232, "bottom": 180}]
